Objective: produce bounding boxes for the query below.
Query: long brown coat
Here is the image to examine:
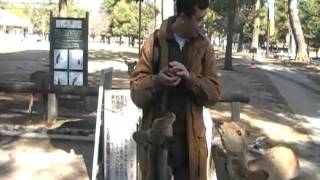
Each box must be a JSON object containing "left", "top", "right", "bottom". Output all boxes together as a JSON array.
[{"left": 130, "top": 17, "right": 220, "bottom": 180}]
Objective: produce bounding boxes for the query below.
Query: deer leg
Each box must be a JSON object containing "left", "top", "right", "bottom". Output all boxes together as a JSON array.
[
  {"left": 42, "top": 93, "right": 48, "bottom": 120},
  {"left": 28, "top": 93, "right": 34, "bottom": 115},
  {"left": 34, "top": 92, "right": 46, "bottom": 120}
]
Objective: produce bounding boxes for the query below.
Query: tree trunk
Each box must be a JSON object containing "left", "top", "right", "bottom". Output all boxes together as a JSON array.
[
  {"left": 269, "top": 0, "right": 275, "bottom": 37},
  {"left": 224, "top": 1, "right": 237, "bottom": 70},
  {"left": 251, "top": 0, "right": 260, "bottom": 49},
  {"left": 237, "top": 28, "right": 244, "bottom": 52},
  {"left": 225, "top": 29, "right": 234, "bottom": 70},
  {"left": 131, "top": 36, "right": 135, "bottom": 47},
  {"left": 128, "top": 36, "right": 131, "bottom": 47},
  {"left": 58, "top": 0, "right": 67, "bottom": 17},
  {"left": 288, "top": 0, "right": 309, "bottom": 63}
]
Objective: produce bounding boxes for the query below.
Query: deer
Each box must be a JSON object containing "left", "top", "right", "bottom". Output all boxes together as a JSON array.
[
  {"left": 133, "top": 112, "right": 175, "bottom": 180},
  {"left": 28, "top": 71, "right": 49, "bottom": 119},
  {"left": 124, "top": 59, "right": 137, "bottom": 77},
  {"left": 215, "top": 121, "right": 299, "bottom": 180}
]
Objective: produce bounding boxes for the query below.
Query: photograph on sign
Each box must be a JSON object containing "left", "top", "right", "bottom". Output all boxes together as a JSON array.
[
  {"left": 54, "top": 71, "right": 68, "bottom": 85},
  {"left": 54, "top": 49, "right": 68, "bottom": 69},
  {"left": 56, "top": 19, "right": 82, "bottom": 29},
  {"left": 69, "top": 49, "right": 83, "bottom": 70},
  {"left": 69, "top": 71, "right": 83, "bottom": 86}
]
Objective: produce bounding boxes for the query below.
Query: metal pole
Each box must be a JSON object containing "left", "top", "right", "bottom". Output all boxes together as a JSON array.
[
  {"left": 138, "top": 0, "right": 142, "bottom": 56},
  {"left": 266, "top": 6, "right": 270, "bottom": 57},
  {"left": 161, "top": 0, "right": 164, "bottom": 21}
]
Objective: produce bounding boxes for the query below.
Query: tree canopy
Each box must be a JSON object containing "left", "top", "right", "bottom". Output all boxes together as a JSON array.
[
  {"left": 102, "top": 0, "right": 154, "bottom": 38},
  {"left": 300, "top": 0, "right": 320, "bottom": 49},
  {"left": 5, "top": 0, "right": 85, "bottom": 35},
  {"left": 275, "top": 0, "right": 289, "bottom": 44}
]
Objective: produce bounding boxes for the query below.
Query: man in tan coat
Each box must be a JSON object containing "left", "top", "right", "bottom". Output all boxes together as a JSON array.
[{"left": 130, "top": 0, "right": 220, "bottom": 179}]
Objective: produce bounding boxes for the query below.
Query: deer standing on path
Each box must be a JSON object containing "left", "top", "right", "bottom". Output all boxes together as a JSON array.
[
  {"left": 29, "top": 71, "right": 49, "bottom": 119},
  {"left": 124, "top": 59, "right": 137, "bottom": 77}
]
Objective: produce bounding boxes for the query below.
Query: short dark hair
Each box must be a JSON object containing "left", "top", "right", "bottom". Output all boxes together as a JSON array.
[{"left": 176, "top": 0, "right": 209, "bottom": 17}]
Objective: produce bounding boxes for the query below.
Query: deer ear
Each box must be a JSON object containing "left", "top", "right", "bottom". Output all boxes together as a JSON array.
[
  {"left": 164, "top": 112, "right": 176, "bottom": 124},
  {"left": 133, "top": 130, "right": 150, "bottom": 147}
]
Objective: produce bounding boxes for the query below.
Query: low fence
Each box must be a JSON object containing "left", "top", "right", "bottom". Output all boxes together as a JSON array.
[
  {"left": 0, "top": 73, "right": 248, "bottom": 123},
  {"left": 0, "top": 82, "right": 98, "bottom": 95},
  {"left": 0, "top": 68, "right": 250, "bottom": 180}
]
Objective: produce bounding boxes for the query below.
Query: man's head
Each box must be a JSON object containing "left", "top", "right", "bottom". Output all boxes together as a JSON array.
[{"left": 174, "top": 0, "right": 209, "bottom": 38}]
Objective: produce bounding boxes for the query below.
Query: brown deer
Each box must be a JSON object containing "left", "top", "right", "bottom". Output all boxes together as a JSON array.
[
  {"left": 216, "top": 121, "right": 299, "bottom": 180},
  {"left": 124, "top": 59, "right": 137, "bottom": 76},
  {"left": 28, "top": 71, "right": 49, "bottom": 119},
  {"left": 133, "top": 112, "right": 175, "bottom": 180}
]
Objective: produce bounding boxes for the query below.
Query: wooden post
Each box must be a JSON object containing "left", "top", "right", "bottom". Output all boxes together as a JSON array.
[
  {"left": 101, "top": 68, "right": 113, "bottom": 89},
  {"left": 231, "top": 102, "right": 240, "bottom": 121},
  {"left": 48, "top": 11, "right": 58, "bottom": 122},
  {"left": 47, "top": 93, "right": 58, "bottom": 121}
]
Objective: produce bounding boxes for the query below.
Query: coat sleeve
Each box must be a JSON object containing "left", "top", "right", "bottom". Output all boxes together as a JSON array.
[
  {"left": 184, "top": 44, "right": 220, "bottom": 106},
  {"left": 130, "top": 34, "right": 163, "bottom": 109}
]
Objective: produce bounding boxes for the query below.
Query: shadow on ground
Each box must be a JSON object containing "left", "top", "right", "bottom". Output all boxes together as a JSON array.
[
  {"left": 0, "top": 136, "right": 92, "bottom": 179},
  {"left": 212, "top": 58, "right": 320, "bottom": 174},
  {"left": 89, "top": 49, "right": 138, "bottom": 61}
]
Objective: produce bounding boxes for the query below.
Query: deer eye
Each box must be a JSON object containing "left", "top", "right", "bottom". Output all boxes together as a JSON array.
[{"left": 236, "top": 130, "right": 242, "bottom": 136}]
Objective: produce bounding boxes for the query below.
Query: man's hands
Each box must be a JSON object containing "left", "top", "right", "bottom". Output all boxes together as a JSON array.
[
  {"left": 169, "top": 61, "right": 190, "bottom": 80},
  {"left": 158, "top": 67, "right": 181, "bottom": 87},
  {"left": 158, "top": 61, "right": 189, "bottom": 87}
]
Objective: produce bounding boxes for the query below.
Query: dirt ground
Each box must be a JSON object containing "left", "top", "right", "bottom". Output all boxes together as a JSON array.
[
  {"left": 0, "top": 136, "right": 92, "bottom": 180},
  {"left": 0, "top": 46, "right": 132, "bottom": 179},
  {"left": 212, "top": 56, "right": 320, "bottom": 175},
  {"left": 1, "top": 46, "right": 320, "bottom": 178}
]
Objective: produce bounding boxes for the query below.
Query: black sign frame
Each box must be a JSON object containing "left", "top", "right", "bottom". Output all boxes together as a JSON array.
[{"left": 49, "top": 12, "right": 89, "bottom": 87}]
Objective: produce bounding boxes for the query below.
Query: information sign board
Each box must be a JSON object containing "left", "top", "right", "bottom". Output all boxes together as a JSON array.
[
  {"left": 103, "top": 89, "right": 141, "bottom": 180},
  {"left": 49, "top": 12, "right": 88, "bottom": 86}
]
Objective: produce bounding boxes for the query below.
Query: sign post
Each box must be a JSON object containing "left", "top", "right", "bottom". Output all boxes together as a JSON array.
[{"left": 48, "top": 12, "right": 89, "bottom": 121}]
